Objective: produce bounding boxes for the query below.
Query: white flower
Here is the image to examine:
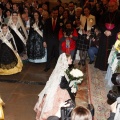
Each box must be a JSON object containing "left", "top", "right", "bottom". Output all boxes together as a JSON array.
[
  {"left": 71, "top": 87, "right": 77, "bottom": 93},
  {"left": 69, "top": 81, "right": 76, "bottom": 87},
  {"left": 70, "top": 68, "right": 83, "bottom": 78},
  {"left": 76, "top": 80, "right": 82, "bottom": 83}
]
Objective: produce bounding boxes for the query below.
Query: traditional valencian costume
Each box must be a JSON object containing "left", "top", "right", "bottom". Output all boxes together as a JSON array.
[
  {"left": 34, "top": 53, "right": 71, "bottom": 120},
  {"left": 0, "top": 28, "right": 23, "bottom": 75},
  {"left": 27, "top": 20, "right": 47, "bottom": 63},
  {"left": 8, "top": 13, "right": 28, "bottom": 54}
]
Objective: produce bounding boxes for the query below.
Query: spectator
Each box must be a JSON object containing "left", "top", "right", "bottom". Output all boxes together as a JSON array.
[
  {"left": 59, "top": 9, "right": 69, "bottom": 28},
  {"left": 58, "top": 5, "right": 64, "bottom": 20},
  {"left": 5, "top": 2, "right": 12, "bottom": 11},
  {"left": 75, "top": 7, "right": 82, "bottom": 20},
  {"left": 38, "top": 5, "right": 43, "bottom": 18},
  {"left": 59, "top": 20, "right": 78, "bottom": 59},
  {"left": 68, "top": 1, "right": 75, "bottom": 22},
  {"left": 43, "top": 7, "right": 60, "bottom": 72},
  {"left": 41, "top": 10, "right": 49, "bottom": 25},
  {"left": 23, "top": 6, "right": 31, "bottom": 18},
  {"left": 56, "top": 0, "right": 62, "bottom": 10},
  {"left": 88, "top": 25, "right": 101, "bottom": 64},
  {"left": 78, "top": 6, "right": 96, "bottom": 66},
  {"left": 71, "top": 106, "right": 92, "bottom": 120},
  {"left": 21, "top": 13, "right": 31, "bottom": 35},
  {"left": 12, "top": 3, "right": 19, "bottom": 13},
  {"left": 4, "top": 9, "right": 11, "bottom": 24},
  {"left": 0, "top": 6, "right": 4, "bottom": 24},
  {"left": 95, "top": 0, "right": 120, "bottom": 71}
]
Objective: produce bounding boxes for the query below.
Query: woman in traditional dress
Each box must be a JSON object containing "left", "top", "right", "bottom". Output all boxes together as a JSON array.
[
  {"left": 0, "top": 24, "right": 23, "bottom": 75},
  {"left": 27, "top": 11, "right": 47, "bottom": 63},
  {"left": 8, "top": 11, "right": 28, "bottom": 54},
  {"left": 34, "top": 53, "right": 73, "bottom": 120}
]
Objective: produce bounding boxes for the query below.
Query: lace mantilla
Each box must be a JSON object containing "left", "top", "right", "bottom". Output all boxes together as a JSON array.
[{"left": 37, "top": 53, "right": 69, "bottom": 117}]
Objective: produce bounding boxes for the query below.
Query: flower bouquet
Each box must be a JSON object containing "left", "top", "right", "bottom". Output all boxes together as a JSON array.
[
  {"left": 114, "top": 33, "right": 120, "bottom": 51},
  {"left": 65, "top": 68, "right": 84, "bottom": 93}
]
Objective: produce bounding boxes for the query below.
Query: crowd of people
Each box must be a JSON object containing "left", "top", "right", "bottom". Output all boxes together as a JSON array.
[
  {"left": 0, "top": 0, "right": 120, "bottom": 119},
  {"left": 0, "top": 0, "right": 119, "bottom": 73}
]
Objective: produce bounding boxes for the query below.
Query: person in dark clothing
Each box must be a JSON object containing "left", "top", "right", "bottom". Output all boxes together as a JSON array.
[
  {"left": 95, "top": 0, "right": 120, "bottom": 71},
  {"left": 43, "top": 7, "right": 60, "bottom": 72},
  {"left": 88, "top": 25, "right": 101, "bottom": 64}
]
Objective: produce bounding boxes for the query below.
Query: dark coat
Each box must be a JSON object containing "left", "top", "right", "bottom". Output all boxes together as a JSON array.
[
  {"left": 43, "top": 17, "right": 60, "bottom": 45},
  {"left": 95, "top": 10, "right": 120, "bottom": 71}
]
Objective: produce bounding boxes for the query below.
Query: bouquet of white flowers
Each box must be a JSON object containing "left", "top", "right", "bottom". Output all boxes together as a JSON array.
[{"left": 65, "top": 68, "right": 84, "bottom": 93}]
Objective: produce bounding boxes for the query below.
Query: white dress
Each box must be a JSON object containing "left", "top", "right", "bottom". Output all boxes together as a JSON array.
[{"left": 34, "top": 53, "right": 71, "bottom": 120}]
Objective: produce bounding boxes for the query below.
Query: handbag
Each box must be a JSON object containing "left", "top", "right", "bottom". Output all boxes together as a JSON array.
[{"left": 61, "top": 99, "right": 75, "bottom": 120}]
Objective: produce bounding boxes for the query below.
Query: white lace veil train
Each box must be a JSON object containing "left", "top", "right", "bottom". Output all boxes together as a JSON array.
[{"left": 36, "top": 53, "right": 69, "bottom": 116}]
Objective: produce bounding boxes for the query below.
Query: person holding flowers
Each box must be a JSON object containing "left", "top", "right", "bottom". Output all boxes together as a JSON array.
[{"left": 34, "top": 53, "right": 83, "bottom": 120}]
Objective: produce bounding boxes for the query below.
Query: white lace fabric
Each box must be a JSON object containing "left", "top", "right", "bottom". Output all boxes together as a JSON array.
[
  {"left": 8, "top": 14, "right": 28, "bottom": 41},
  {"left": 36, "top": 53, "right": 69, "bottom": 117}
]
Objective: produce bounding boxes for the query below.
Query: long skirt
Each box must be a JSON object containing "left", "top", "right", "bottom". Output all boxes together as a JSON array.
[{"left": 34, "top": 86, "right": 71, "bottom": 120}]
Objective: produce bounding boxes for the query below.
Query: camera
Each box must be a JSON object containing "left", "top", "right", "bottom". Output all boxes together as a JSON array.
[
  {"left": 65, "top": 28, "right": 72, "bottom": 37},
  {"left": 107, "top": 73, "right": 120, "bottom": 103},
  {"left": 89, "top": 34, "right": 96, "bottom": 40}
]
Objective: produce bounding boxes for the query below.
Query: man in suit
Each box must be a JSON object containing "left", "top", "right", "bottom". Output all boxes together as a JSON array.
[
  {"left": 21, "top": 13, "right": 31, "bottom": 35},
  {"left": 68, "top": 1, "right": 75, "bottom": 23},
  {"left": 43, "top": 7, "right": 60, "bottom": 72}
]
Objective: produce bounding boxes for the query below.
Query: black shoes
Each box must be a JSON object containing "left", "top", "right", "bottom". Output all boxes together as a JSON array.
[
  {"left": 89, "top": 61, "right": 94, "bottom": 64},
  {"left": 44, "top": 67, "right": 50, "bottom": 72}
]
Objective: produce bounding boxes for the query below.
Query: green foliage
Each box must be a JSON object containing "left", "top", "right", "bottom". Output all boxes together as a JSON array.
[{"left": 65, "top": 69, "right": 83, "bottom": 81}]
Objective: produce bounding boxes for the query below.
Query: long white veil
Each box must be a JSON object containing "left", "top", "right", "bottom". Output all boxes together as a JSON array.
[{"left": 36, "top": 53, "right": 69, "bottom": 115}]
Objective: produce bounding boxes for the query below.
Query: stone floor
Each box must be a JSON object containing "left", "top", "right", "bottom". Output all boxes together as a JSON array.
[{"left": 0, "top": 61, "right": 89, "bottom": 120}]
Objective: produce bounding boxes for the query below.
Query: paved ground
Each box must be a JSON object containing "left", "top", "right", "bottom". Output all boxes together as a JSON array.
[{"left": 0, "top": 61, "right": 89, "bottom": 120}]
